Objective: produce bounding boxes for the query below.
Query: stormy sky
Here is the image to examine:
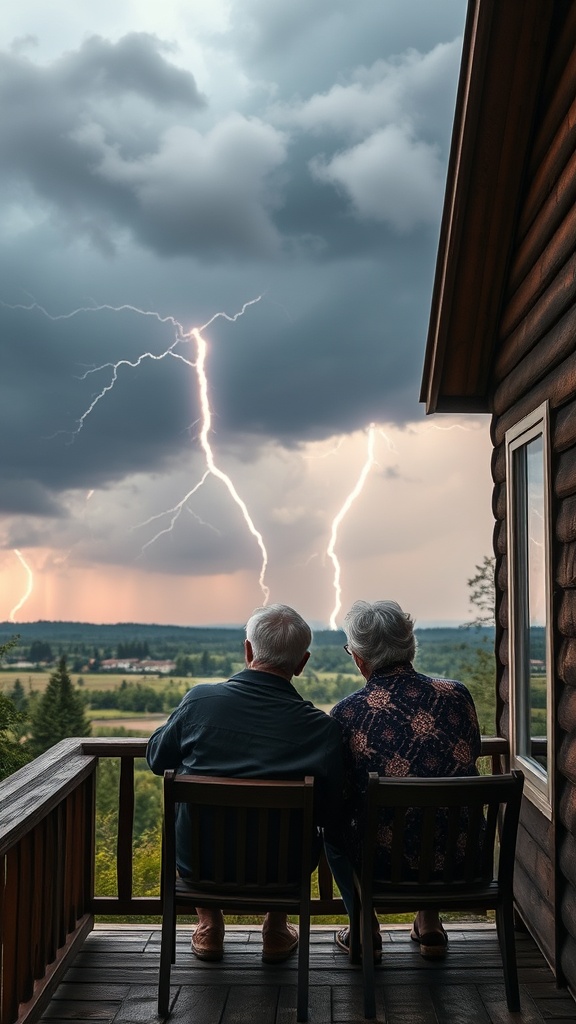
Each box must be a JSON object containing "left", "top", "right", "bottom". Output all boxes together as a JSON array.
[{"left": 0, "top": 0, "right": 494, "bottom": 629}]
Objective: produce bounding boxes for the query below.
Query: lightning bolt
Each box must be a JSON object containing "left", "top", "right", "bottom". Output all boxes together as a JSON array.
[
  {"left": 327, "top": 423, "right": 376, "bottom": 629},
  {"left": 4, "top": 296, "right": 270, "bottom": 603},
  {"left": 10, "top": 549, "right": 34, "bottom": 622}
]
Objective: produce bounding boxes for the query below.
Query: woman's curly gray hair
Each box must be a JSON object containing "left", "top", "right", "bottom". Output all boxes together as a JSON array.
[{"left": 344, "top": 599, "right": 416, "bottom": 674}]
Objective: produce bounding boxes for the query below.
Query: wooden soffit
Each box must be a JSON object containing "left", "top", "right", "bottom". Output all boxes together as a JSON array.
[{"left": 421, "top": 0, "right": 555, "bottom": 414}]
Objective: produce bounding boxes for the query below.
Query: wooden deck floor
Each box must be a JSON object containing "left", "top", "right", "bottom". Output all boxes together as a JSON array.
[{"left": 41, "top": 923, "right": 576, "bottom": 1024}]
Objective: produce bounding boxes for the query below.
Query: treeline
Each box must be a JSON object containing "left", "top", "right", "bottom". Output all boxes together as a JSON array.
[
  {"left": 0, "top": 621, "right": 499, "bottom": 679},
  {"left": 88, "top": 680, "right": 187, "bottom": 713}
]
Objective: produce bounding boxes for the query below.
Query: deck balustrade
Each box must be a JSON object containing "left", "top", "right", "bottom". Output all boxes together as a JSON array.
[{"left": 0, "top": 736, "right": 508, "bottom": 1024}]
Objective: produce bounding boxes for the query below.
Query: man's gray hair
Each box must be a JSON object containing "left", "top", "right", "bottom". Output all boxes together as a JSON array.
[
  {"left": 246, "top": 604, "right": 312, "bottom": 676},
  {"left": 344, "top": 599, "right": 416, "bottom": 673}
]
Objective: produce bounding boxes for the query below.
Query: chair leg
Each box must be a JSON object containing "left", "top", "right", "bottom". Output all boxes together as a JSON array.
[
  {"left": 496, "top": 900, "right": 520, "bottom": 1012},
  {"left": 296, "top": 909, "right": 310, "bottom": 1023},
  {"left": 349, "top": 884, "right": 362, "bottom": 965},
  {"left": 158, "top": 896, "right": 176, "bottom": 1018},
  {"left": 361, "top": 901, "right": 376, "bottom": 1019}
]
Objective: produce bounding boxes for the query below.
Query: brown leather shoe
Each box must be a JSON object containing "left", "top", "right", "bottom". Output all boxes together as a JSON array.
[
  {"left": 191, "top": 925, "right": 224, "bottom": 962},
  {"left": 262, "top": 923, "right": 299, "bottom": 963}
]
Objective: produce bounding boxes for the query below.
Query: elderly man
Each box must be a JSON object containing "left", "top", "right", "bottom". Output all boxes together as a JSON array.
[
  {"left": 326, "top": 599, "right": 481, "bottom": 962},
  {"left": 147, "top": 603, "right": 343, "bottom": 964}
]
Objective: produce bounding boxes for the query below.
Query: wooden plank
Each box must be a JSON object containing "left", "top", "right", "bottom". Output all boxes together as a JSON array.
[
  {"left": 218, "top": 985, "right": 277, "bottom": 1024},
  {"left": 276, "top": 985, "right": 331, "bottom": 1024},
  {"left": 382, "top": 983, "right": 439, "bottom": 1024},
  {"left": 163, "top": 984, "right": 228, "bottom": 1022},
  {"left": 477, "top": 983, "right": 543, "bottom": 1023},
  {"left": 430, "top": 983, "right": 491, "bottom": 1023}
]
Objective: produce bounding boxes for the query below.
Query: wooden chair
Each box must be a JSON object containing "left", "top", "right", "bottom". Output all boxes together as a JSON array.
[
  {"left": 158, "top": 772, "right": 315, "bottom": 1022},
  {"left": 350, "top": 770, "right": 524, "bottom": 1018}
]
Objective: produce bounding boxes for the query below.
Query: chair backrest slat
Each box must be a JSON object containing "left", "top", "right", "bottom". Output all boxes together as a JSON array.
[
  {"left": 164, "top": 772, "right": 315, "bottom": 896},
  {"left": 362, "top": 771, "right": 524, "bottom": 896},
  {"left": 418, "top": 806, "right": 436, "bottom": 884},
  {"left": 389, "top": 807, "right": 406, "bottom": 883},
  {"left": 442, "top": 805, "right": 460, "bottom": 882}
]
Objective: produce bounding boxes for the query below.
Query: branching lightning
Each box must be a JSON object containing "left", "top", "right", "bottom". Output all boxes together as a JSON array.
[
  {"left": 327, "top": 424, "right": 377, "bottom": 629},
  {"left": 5, "top": 296, "right": 270, "bottom": 604},
  {"left": 10, "top": 549, "right": 34, "bottom": 622}
]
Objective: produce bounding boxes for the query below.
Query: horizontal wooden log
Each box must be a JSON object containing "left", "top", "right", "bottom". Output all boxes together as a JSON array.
[
  {"left": 494, "top": 350, "right": 576, "bottom": 446},
  {"left": 558, "top": 639, "right": 576, "bottom": 686},
  {"left": 527, "top": 8, "right": 576, "bottom": 186},
  {"left": 559, "top": 777, "right": 576, "bottom": 835},
  {"left": 495, "top": 246, "right": 576, "bottom": 383},
  {"left": 498, "top": 665, "right": 509, "bottom": 704},
  {"left": 520, "top": 792, "right": 554, "bottom": 855},
  {"left": 492, "top": 482, "right": 506, "bottom": 520},
  {"left": 559, "top": 931, "right": 576, "bottom": 996},
  {"left": 558, "top": 497, "right": 576, "bottom": 544},
  {"left": 517, "top": 91, "right": 576, "bottom": 252},
  {"left": 497, "top": 704, "right": 510, "bottom": 740},
  {"left": 558, "top": 729, "right": 576, "bottom": 788},
  {"left": 496, "top": 554, "right": 508, "bottom": 593},
  {"left": 503, "top": 192, "right": 576, "bottom": 340},
  {"left": 498, "top": 630, "right": 509, "bottom": 669},
  {"left": 494, "top": 517, "right": 507, "bottom": 555},
  {"left": 513, "top": 860, "right": 556, "bottom": 969},
  {"left": 497, "top": 589, "right": 508, "bottom": 630},
  {"left": 559, "top": 590, "right": 576, "bottom": 637},
  {"left": 494, "top": 300, "right": 576, "bottom": 416},
  {"left": 491, "top": 442, "right": 506, "bottom": 484},
  {"left": 559, "top": 684, "right": 576, "bottom": 733},
  {"left": 554, "top": 398, "right": 576, "bottom": 453},
  {"left": 556, "top": 446, "right": 576, "bottom": 499},
  {"left": 515, "top": 820, "right": 554, "bottom": 902},
  {"left": 557, "top": 542, "right": 576, "bottom": 588},
  {"left": 561, "top": 884, "right": 576, "bottom": 949}
]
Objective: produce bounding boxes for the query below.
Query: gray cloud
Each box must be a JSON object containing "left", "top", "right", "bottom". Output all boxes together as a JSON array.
[{"left": 0, "top": 5, "right": 466, "bottom": 585}]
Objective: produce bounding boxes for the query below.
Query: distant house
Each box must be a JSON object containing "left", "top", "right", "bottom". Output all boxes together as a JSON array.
[
  {"left": 139, "top": 660, "right": 176, "bottom": 675},
  {"left": 99, "top": 658, "right": 141, "bottom": 672},
  {"left": 99, "top": 658, "right": 176, "bottom": 674},
  {"left": 421, "top": 0, "right": 576, "bottom": 994}
]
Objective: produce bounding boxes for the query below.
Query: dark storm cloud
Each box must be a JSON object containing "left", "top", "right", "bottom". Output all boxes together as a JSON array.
[
  {"left": 0, "top": 480, "right": 66, "bottom": 517},
  {"left": 0, "top": 302, "right": 198, "bottom": 512},
  {"left": 57, "top": 34, "right": 206, "bottom": 106},
  {"left": 0, "top": 35, "right": 286, "bottom": 259},
  {"left": 0, "top": 11, "right": 464, "bottom": 519}
]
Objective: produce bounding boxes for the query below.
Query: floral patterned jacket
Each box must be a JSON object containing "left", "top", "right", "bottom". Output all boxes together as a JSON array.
[{"left": 328, "top": 663, "right": 481, "bottom": 875}]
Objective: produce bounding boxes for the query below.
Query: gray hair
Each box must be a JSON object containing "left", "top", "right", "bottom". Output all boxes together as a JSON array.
[
  {"left": 245, "top": 604, "right": 312, "bottom": 676},
  {"left": 344, "top": 599, "right": 416, "bottom": 674}
]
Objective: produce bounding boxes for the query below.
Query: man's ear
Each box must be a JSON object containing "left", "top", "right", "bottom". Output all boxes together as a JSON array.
[
  {"left": 293, "top": 651, "right": 310, "bottom": 677},
  {"left": 244, "top": 639, "right": 253, "bottom": 666}
]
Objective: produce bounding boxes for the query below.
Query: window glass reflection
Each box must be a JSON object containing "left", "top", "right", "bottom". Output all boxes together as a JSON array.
[{"left": 526, "top": 436, "right": 547, "bottom": 771}]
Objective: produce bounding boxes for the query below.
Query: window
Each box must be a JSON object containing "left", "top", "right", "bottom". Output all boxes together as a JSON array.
[{"left": 506, "top": 402, "right": 553, "bottom": 818}]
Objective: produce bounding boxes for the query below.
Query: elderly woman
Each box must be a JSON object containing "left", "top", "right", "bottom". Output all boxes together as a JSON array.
[{"left": 326, "top": 599, "right": 481, "bottom": 961}]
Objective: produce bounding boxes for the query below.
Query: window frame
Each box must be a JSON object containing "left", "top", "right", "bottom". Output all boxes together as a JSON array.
[{"left": 505, "top": 401, "right": 553, "bottom": 819}]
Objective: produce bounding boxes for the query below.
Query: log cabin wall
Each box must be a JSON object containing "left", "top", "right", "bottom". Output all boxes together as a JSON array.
[{"left": 490, "top": 1, "right": 576, "bottom": 984}]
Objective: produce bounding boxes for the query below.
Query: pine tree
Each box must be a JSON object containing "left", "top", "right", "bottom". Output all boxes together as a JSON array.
[
  {"left": 28, "top": 655, "right": 91, "bottom": 757},
  {"left": 0, "top": 693, "right": 30, "bottom": 780}
]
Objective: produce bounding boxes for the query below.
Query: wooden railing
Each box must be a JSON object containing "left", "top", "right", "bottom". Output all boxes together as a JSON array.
[{"left": 0, "top": 735, "right": 509, "bottom": 1024}]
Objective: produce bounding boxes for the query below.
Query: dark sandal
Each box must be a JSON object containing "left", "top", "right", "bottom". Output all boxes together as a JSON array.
[
  {"left": 334, "top": 926, "right": 382, "bottom": 964},
  {"left": 410, "top": 919, "right": 448, "bottom": 959}
]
